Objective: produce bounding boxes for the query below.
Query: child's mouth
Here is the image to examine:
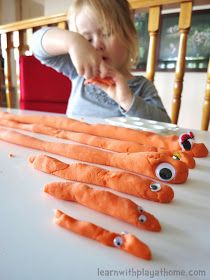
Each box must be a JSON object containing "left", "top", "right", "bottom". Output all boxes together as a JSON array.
[{"left": 102, "top": 56, "right": 109, "bottom": 61}]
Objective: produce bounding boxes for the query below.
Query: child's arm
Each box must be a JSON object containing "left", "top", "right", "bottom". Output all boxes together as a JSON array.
[{"left": 32, "top": 27, "right": 102, "bottom": 79}]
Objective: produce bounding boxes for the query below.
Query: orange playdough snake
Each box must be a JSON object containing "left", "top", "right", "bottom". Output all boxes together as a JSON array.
[
  {"left": 29, "top": 154, "right": 174, "bottom": 203},
  {"left": 44, "top": 181, "right": 161, "bottom": 232},
  {"left": 54, "top": 209, "right": 152, "bottom": 260}
]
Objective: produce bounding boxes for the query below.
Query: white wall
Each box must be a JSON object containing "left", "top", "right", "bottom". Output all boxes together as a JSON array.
[
  {"left": 0, "top": 0, "right": 16, "bottom": 24},
  {"left": 44, "top": 0, "right": 72, "bottom": 16},
  {"left": 0, "top": 0, "right": 45, "bottom": 24},
  {"left": 21, "top": 0, "right": 45, "bottom": 19},
  {"left": 0, "top": 0, "right": 71, "bottom": 22}
]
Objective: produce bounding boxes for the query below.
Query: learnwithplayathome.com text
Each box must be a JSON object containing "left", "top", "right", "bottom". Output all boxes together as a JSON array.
[{"left": 97, "top": 267, "right": 206, "bottom": 279}]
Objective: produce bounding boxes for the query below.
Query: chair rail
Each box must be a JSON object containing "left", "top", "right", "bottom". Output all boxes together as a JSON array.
[{"left": 0, "top": 13, "right": 67, "bottom": 34}]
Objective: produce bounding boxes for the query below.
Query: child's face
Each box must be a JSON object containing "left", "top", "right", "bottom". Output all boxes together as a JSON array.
[{"left": 73, "top": 6, "right": 129, "bottom": 73}]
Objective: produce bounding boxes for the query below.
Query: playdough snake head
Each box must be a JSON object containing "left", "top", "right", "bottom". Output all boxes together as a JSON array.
[
  {"left": 116, "top": 151, "right": 188, "bottom": 183},
  {"left": 135, "top": 206, "right": 161, "bottom": 232},
  {"left": 54, "top": 209, "right": 152, "bottom": 260},
  {"left": 144, "top": 182, "right": 174, "bottom": 203},
  {"left": 113, "top": 232, "right": 152, "bottom": 260},
  {"left": 147, "top": 152, "right": 189, "bottom": 183},
  {"left": 178, "top": 132, "right": 209, "bottom": 157},
  {"left": 172, "top": 151, "right": 195, "bottom": 169}
]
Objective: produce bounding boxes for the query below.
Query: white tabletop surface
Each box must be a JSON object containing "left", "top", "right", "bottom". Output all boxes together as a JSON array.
[{"left": 0, "top": 108, "right": 210, "bottom": 280}]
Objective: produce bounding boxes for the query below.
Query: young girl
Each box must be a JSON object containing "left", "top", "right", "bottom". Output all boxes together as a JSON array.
[{"left": 31, "top": 0, "right": 171, "bottom": 122}]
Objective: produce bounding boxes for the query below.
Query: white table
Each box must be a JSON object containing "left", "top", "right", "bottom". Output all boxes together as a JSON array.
[{"left": 0, "top": 108, "right": 210, "bottom": 280}]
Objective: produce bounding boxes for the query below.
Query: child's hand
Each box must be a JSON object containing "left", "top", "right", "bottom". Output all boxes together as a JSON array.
[
  {"left": 92, "top": 63, "right": 134, "bottom": 112},
  {"left": 69, "top": 33, "right": 102, "bottom": 79}
]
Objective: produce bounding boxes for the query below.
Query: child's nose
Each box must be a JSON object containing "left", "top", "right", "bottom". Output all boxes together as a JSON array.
[{"left": 93, "top": 37, "right": 105, "bottom": 51}]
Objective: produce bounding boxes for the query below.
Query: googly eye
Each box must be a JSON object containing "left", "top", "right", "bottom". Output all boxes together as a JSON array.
[
  {"left": 155, "top": 163, "right": 176, "bottom": 181},
  {"left": 137, "top": 206, "right": 144, "bottom": 213},
  {"left": 172, "top": 152, "right": 181, "bottom": 160},
  {"left": 150, "top": 183, "right": 161, "bottom": 192},
  {"left": 189, "top": 132, "right": 194, "bottom": 139},
  {"left": 179, "top": 133, "right": 194, "bottom": 151},
  {"left": 138, "top": 214, "right": 147, "bottom": 223},
  {"left": 121, "top": 231, "right": 128, "bottom": 235},
  {"left": 181, "top": 139, "right": 193, "bottom": 151},
  {"left": 113, "top": 236, "right": 123, "bottom": 247}
]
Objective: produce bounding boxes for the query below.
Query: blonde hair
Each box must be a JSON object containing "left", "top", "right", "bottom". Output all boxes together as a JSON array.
[{"left": 68, "top": 0, "right": 138, "bottom": 70}]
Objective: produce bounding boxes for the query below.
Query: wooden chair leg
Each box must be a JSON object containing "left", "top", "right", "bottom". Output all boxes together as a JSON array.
[{"left": 201, "top": 59, "right": 210, "bottom": 131}]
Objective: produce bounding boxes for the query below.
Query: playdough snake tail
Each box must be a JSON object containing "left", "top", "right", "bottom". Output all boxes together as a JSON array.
[
  {"left": 0, "top": 112, "right": 208, "bottom": 157},
  {"left": 0, "top": 127, "right": 188, "bottom": 183},
  {"left": 29, "top": 154, "right": 174, "bottom": 203},
  {"left": 54, "top": 209, "right": 151, "bottom": 260},
  {"left": 44, "top": 181, "right": 161, "bottom": 232}
]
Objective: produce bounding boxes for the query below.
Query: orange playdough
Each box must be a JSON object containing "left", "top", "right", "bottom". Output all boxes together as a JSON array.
[
  {"left": 44, "top": 181, "right": 161, "bottom": 232},
  {"left": 84, "top": 76, "right": 115, "bottom": 86},
  {"left": 0, "top": 127, "right": 189, "bottom": 183},
  {"left": 0, "top": 112, "right": 208, "bottom": 157},
  {"left": 29, "top": 154, "right": 174, "bottom": 203},
  {"left": 0, "top": 119, "right": 156, "bottom": 153},
  {"left": 54, "top": 209, "right": 152, "bottom": 260}
]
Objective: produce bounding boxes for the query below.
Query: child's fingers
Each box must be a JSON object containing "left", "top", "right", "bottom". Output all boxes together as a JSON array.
[
  {"left": 75, "top": 64, "right": 85, "bottom": 76},
  {"left": 85, "top": 77, "right": 115, "bottom": 89},
  {"left": 83, "top": 66, "right": 94, "bottom": 79},
  {"left": 75, "top": 57, "right": 101, "bottom": 78},
  {"left": 99, "top": 60, "right": 114, "bottom": 78},
  {"left": 85, "top": 80, "right": 108, "bottom": 93}
]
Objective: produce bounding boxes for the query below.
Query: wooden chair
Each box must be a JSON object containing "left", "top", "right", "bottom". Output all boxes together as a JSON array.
[{"left": 0, "top": 0, "right": 209, "bottom": 130}]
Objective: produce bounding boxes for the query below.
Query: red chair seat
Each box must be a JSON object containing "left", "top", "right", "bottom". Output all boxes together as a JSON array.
[{"left": 19, "top": 55, "right": 71, "bottom": 113}]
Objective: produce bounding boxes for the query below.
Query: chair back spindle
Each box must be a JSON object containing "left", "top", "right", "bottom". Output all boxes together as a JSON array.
[
  {"left": 1, "top": 32, "right": 14, "bottom": 108},
  {"left": 171, "top": 1, "right": 192, "bottom": 124},
  {"left": 146, "top": 6, "right": 161, "bottom": 82},
  {"left": 201, "top": 59, "right": 210, "bottom": 131}
]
